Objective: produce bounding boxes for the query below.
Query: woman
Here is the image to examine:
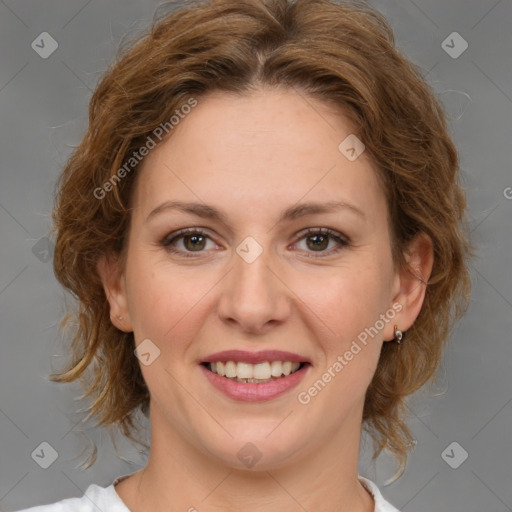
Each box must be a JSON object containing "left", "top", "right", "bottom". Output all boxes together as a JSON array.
[{"left": 17, "top": 0, "right": 471, "bottom": 510}]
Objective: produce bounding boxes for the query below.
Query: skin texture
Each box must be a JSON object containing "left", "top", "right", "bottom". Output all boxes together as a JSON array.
[{"left": 98, "top": 88, "right": 433, "bottom": 512}]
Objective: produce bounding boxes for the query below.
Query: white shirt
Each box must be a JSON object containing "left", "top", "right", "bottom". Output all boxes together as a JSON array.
[{"left": 15, "top": 474, "right": 399, "bottom": 512}]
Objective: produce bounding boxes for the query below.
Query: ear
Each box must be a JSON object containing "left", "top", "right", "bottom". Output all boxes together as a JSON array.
[
  {"left": 96, "top": 253, "right": 133, "bottom": 333},
  {"left": 385, "top": 232, "right": 434, "bottom": 342}
]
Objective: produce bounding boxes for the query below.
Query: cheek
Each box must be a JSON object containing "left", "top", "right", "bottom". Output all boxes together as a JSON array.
[
  {"left": 311, "top": 260, "right": 391, "bottom": 335},
  {"left": 124, "top": 253, "right": 215, "bottom": 347},
  {"left": 303, "top": 258, "right": 393, "bottom": 393},
  {"left": 307, "top": 272, "right": 388, "bottom": 397}
]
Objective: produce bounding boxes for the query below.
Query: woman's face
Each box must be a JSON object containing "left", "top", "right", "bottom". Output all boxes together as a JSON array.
[{"left": 102, "top": 88, "right": 414, "bottom": 470}]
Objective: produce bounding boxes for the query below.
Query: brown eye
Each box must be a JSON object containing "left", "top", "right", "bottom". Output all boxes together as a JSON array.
[
  {"left": 183, "top": 234, "right": 207, "bottom": 251},
  {"left": 306, "top": 233, "right": 330, "bottom": 251},
  {"left": 294, "top": 228, "right": 349, "bottom": 257},
  {"left": 161, "top": 228, "right": 217, "bottom": 257}
]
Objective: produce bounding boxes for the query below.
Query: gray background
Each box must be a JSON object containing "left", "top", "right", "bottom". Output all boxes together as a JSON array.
[{"left": 1, "top": 0, "right": 511, "bottom": 511}]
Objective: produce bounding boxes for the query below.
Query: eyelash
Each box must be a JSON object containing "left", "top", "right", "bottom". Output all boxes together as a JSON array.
[{"left": 160, "top": 227, "right": 350, "bottom": 259}]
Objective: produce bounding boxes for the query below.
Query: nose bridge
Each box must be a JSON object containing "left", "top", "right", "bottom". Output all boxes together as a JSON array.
[{"left": 217, "top": 238, "right": 289, "bottom": 331}]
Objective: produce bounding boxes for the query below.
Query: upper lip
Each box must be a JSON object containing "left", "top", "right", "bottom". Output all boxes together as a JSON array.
[{"left": 200, "top": 350, "right": 311, "bottom": 365}]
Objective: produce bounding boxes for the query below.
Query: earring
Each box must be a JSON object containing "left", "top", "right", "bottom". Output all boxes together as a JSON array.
[{"left": 393, "top": 325, "right": 405, "bottom": 343}]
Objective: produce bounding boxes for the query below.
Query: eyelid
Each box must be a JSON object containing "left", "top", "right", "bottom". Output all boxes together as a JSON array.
[
  {"left": 294, "top": 227, "right": 349, "bottom": 243},
  {"left": 161, "top": 227, "right": 213, "bottom": 244}
]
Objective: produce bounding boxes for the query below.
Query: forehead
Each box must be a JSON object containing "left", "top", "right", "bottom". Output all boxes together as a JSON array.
[{"left": 131, "top": 88, "right": 384, "bottom": 225}]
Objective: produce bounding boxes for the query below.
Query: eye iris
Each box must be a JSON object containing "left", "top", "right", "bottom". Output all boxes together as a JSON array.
[
  {"left": 307, "top": 234, "right": 329, "bottom": 251},
  {"left": 184, "top": 234, "right": 206, "bottom": 251}
]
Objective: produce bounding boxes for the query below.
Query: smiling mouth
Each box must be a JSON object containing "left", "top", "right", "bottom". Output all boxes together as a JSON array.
[{"left": 202, "top": 361, "right": 308, "bottom": 383}]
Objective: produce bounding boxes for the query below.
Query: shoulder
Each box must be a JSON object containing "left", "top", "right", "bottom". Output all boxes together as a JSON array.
[
  {"left": 13, "top": 483, "right": 130, "bottom": 512},
  {"left": 359, "top": 476, "right": 400, "bottom": 512}
]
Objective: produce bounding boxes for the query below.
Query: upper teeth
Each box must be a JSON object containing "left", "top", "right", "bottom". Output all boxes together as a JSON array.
[{"left": 209, "top": 361, "right": 301, "bottom": 380}]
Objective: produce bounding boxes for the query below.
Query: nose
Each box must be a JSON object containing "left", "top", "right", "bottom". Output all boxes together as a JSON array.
[{"left": 216, "top": 245, "right": 291, "bottom": 335}]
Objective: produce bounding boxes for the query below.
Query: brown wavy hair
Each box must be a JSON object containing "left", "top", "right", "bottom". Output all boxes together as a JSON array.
[{"left": 50, "top": 0, "right": 472, "bottom": 475}]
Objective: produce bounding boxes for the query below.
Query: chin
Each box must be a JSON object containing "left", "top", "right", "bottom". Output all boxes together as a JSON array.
[{"left": 204, "top": 429, "right": 306, "bottom": 472}]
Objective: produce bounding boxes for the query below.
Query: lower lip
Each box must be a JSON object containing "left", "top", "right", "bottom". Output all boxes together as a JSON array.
[{"left": 200, "top": 364, "right": 310, "bottom": 402}]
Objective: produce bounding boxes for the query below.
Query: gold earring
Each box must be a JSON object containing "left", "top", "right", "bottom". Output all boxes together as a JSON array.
[{"left": 393, "top": 325, "right": 404, "bottom": 343}]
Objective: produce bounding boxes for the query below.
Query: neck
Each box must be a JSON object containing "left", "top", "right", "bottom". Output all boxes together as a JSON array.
[{"left": 116, "top": 404, "right": 374, "bottom": 512}]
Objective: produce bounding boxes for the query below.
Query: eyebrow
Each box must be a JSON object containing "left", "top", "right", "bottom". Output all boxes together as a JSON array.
[{"left": 145, "top": 199, "right": 366, "bottom": 225}]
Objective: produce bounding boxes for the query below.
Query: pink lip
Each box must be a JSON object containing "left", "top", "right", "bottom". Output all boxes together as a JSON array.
[
  {"left": 200, "top": 363, "right": 310, "bottom": 402},
  {"left": 200, "top": 349, "right": 310, "bottom": 364}
]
